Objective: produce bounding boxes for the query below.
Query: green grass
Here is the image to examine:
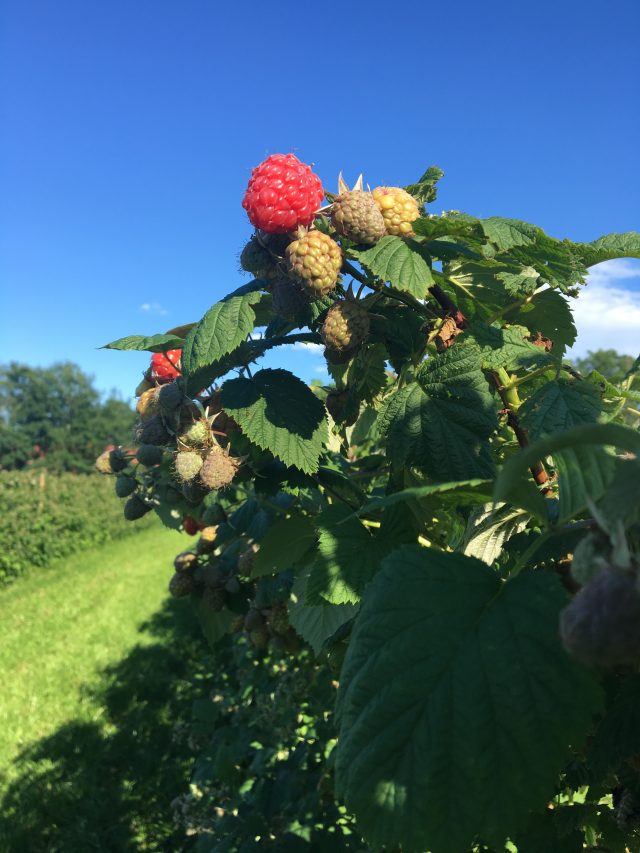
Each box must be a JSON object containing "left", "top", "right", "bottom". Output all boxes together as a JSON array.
[{"left": 0, "top": 524, "right": 206, "bottom": 852}]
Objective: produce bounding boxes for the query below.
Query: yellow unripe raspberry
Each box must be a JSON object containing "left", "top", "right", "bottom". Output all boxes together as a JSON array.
[
  {"left": 372, "top": 187, "right": 420, "bottom": 237},
  {"left": 286, "top": 230, "right": 342, "bottom": 297}
]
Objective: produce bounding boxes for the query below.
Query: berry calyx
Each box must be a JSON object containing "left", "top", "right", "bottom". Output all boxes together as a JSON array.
[
  {"left": 286, "top": 230, "right": 342, "bottom": 297},
  {"left": 242, "top": 154, "right": 324, "bottom": 234},
  {"left": 372, "top": 186, "right": 420, "bottom": 237},
  {"left": 150, "top": 349, "right": 182, "bottom": 382}
]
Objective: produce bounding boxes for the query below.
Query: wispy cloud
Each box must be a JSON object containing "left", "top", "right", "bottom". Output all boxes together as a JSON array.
[
  {"left": 568, "top": 260, "right": 640, "bottom": 359},
  {"left": 293, "top": 341, "right": 324, "bottom": 354},
  {"left": 139, "top": 302, "right": 168, "bottom": 316}
]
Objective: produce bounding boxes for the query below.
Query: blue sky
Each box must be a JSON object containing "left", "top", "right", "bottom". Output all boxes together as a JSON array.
[{"left": 1, "top": 0, "right": 639, "bottom": 400}]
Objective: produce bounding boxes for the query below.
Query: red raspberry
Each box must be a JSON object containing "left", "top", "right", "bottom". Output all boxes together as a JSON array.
[
  {"left": 150, "top": 349, "right": 182, "bottom": 382},
  {"left": 242, "top": 154, "right": 324, "bottom": 234},
  {"left": 183, "top": 515, "right": 199, "bottom": 536}
]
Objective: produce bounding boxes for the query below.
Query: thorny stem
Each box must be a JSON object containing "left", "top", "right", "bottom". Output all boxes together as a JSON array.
[{"left": 493, "top": 366, "right": 551, "bottom": 490}]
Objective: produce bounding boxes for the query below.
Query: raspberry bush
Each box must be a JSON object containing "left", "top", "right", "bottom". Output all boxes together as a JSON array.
[{"left": 102, "top": 155, "right": 640, "bottom": 852}]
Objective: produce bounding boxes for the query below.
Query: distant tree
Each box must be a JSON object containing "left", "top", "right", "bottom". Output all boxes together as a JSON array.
[
  {"left": 574, "top": 349, "right": 636, "bottom": 383},
  {"left": 0, "top": 362, "right": 136, "bottom": 472}
]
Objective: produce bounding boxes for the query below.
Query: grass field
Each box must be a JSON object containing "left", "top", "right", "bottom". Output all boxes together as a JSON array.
[{"left": 0, "top": 524, "right": 205, "bottom": 852}]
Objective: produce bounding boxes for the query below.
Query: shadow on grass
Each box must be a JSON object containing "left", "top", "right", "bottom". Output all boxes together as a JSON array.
[{"left": 0, "top": 598, "right": 205, "bottom": 853}]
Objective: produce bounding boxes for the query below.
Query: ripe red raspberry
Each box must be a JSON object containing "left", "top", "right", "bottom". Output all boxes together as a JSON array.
[
  {"left": 150, "top": 349, "right": 182, "bottom": 382},
  {"left": 242, "top": 154, "right": 325, "bottom": 234},
  {"left": 183, "top": 515, "right": 199, "bottom": 536}
]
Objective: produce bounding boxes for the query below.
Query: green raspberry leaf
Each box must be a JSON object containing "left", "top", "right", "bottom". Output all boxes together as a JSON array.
[
  {"left": 182, "top": 283, "right": 263, "bottom": 395},
  {"left": 220, "top": 368, "right": 328, "bottom": 474},
  {"left": 511, "top": 288, "right": 577, "bottom": 356},
  {"left": 572, "top": 231, "right": 640, "bottom": 267},
  {"left": 519, "top": 378, "right": 603, "bottom": 439},
  {"left": 352, "top": 235, "right": 434, "bottom": 298},
  {"left": 289, "top": 569, "right": 358, "bottom": 654},
  {"left": 101, "top": 333, "right": 184, "bottom": 352},
  {"left": 480, "top": 217, "right": 541, "bottom": 251},
  {"left": 466, "top": 322, "right": 554, "bottom": 371},
  {"left": 405, "top": 165, "right": 444, "bottom": 205},
  {"left": 379, "top": 344, "right": 497, "bottom": 480},
  {"left": 335, "top": 546, "right": 603, "bottom": 853},
  {"left": 251, "top": 514, "right": 317, "bottom": 578}
]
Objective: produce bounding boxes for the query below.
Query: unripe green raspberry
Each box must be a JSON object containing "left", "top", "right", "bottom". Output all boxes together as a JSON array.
[
  {"left": 115, "top": 475, "right": 137, "bottom": 498},
  {"left": 240, "top": 235, "right": 283, "bottom": 280},
  {"left": 139, "top": 415, "right": 171, "bottom": 446},
  {"left": 248, "top": 627, "right": 270, "bottom": 649},
  {"left": 123, "top": 494, "right": 151, "bottom": 521},
  {"left": 331, "top": 190, "right": 386, "bottom": 245},
  {"left": 325, "top": 390, "right": 358, "bottom": 426},
  {"left": 271, "top": 278, "right": 310, "bottom": 320},
  {"left": 182, "top": 480, "right": 208, "bottom": 505},
  {"left": 286, "top": 230, "right": 342, "bottom": 297},
  {"left": 202, "top": 502, "right": 227, "bottom": 526},
  {"left": 560, "top": 566, "right": 640, "bottom": 668},
  {"left": 95, "top": 448, "right": 128, "bottom": 475},
  {"left": 269, "top": 602, "right": 290, "bottom": 636},
  {"left": 158, "top": 380, "right": 185, "bottom": 414},
  {"left": 200, "top": 447, "right": 240, "bottom": 491},
  {"left": 238, "top": 543, "right": 259, "bottom": 577},
  {"left": 174, "top": 551, "right": 198, "bottom": 572},
  {"left": 202, "top": 586, "right": 227, "bottom": 612},
  {"left": 169, "top": 571, "right": 195, "bottom": 598},
  {"left": 321, "top": 300, "right": 370, "bottom": 352},
  {"left": 174, "top": 450, "right": 204, "bottom": 483},
  {"left": 244, "top": 608, "right": 266, "bottom": 632},
  {"left": 135, "top": 444, "right": 164, "bottom": 466},
  {"left": 201, "top": 562, "right": 225, "bottom": 587},
  {"left": 178, "top": 419, "right": 210, "bottom": 449}
]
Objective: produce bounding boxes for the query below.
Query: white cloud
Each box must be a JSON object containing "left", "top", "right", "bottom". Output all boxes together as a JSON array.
[
  {"left": 293, "top": 341, "right": 324, "bottom": 354},
  {"left": 567, "top": 259, "right": 640, "bottom": 358},
  {"left": 139, "top": 302, "right": 168, "bottom": 316}
]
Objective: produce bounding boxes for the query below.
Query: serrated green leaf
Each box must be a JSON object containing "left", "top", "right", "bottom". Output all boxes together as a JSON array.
[
  {"left": 573, "top": 231, "right": 640, "bottom": 267},
  {"left": 495, "top": 265, "right": 539, "bottom": 295},
  {"left": 182, "top": 284, "right": 263, "bottom": 395},
  {"left": 101, "top": 333, "right": 184, "bottom": 352},
  {"left": 335, "top": 546, "right": 603, "bottom": 853},
  {"left": 352, "top": 236, "right": 434, "bottom": 298},
  {"left": 195, "top": 600, "right": 235, "bottom": 646},
  {"left": 494, "top": 423, "right": 640, "bottom": 512},
  {"left": 306, "top": 504, "right": 381, "bottom": 605},
  {"left": 467, "top": 322, "right": 554, "bottom": 370},
  {"left": 511, "top": 288, "right": 577, "bottom": 356},
  {"left": 220, "top": 368, "right": 327, "bottom": 474},
  {"left": 461, "top": 505, "right": 528, "bottom": 565},
  {"left": 481, "top": 217, "right": 540, "bottom": 251},
  {"left": 379, "top": 345, "right": 498, "bottom": 480},
  {"left": 251, "top": 514, "right": 317, "bottom": 578},
  {"left": 519, "top": 378, "right": 602, "bottom": 439},
  {"left": 588, "top": 675, "right": 640, "bottom": 779},
  {"left": 555, "top": 445, "right": 617, "bottom": 522},
  {"left": 359, "top": 479, "right": 494, "bottom": 515},
  {"left": 405, "top": 165, "right": 444, "bottom": 205},
  {"left": 289, "top": 569, "right": 358, "bottom": 654}
]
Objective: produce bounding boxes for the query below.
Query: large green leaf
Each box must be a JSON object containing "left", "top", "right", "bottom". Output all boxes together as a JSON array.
[
  {"left": 573, "top": 231, "right": 640, "bottom": 267},
  {"left": 461, "top": 505, "right": 528, "bottom": 565},
  {"left": 519, "top": 378, "right": 602, "bottom": 439},
  {"left": 359, "top": 479, "right": 494, "bottom": 515},
  {"left": 480, "top": 217, "right": 541, "bottom": 251},
  {"left": 494, "top": 423, "right": 640, "bottom": 512},
  {"left": 511, "top": 288, "right": 577, "bottom": 356},
  {"left": 467, "top": 323, "right": 554, "bottom": 371},
  {"left": 352, "top": 236, "right": 434, "bottom": 298},
  {"left": 221, "top": 369, "right": 328, "bottom": 474},
  {"left": 182, "top": 284, "right": 263, "bottom": 394},
  {"left": 335, "top": 546, "right": 603, "bottom": 853},
  {"left": 251, "top": 514, "right": 317, "bottom": 578},
  {"left": 288, "top": 569, "right": 358, "bottom": 654},
  {"left": 306, "top": 504, "right": 383, "bottom": 605},
  {"left": 379, "top": 345, "right": 498, "bottom": 480},
  {"left": 101, "top": 332, "right": 184, "bottom": 352},
  {"left": 555, "top": 445, "right": 617, "bottom": 522}
]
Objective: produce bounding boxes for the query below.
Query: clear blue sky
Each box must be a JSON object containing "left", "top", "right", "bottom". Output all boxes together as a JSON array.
[{"left": 1, "top": 0, "right": 639, "bottom": 400}]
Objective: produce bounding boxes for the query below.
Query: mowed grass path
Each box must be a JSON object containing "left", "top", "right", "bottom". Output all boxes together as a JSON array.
[{"left": 0, "top": 525, "right": 204, "bottom": 852}]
